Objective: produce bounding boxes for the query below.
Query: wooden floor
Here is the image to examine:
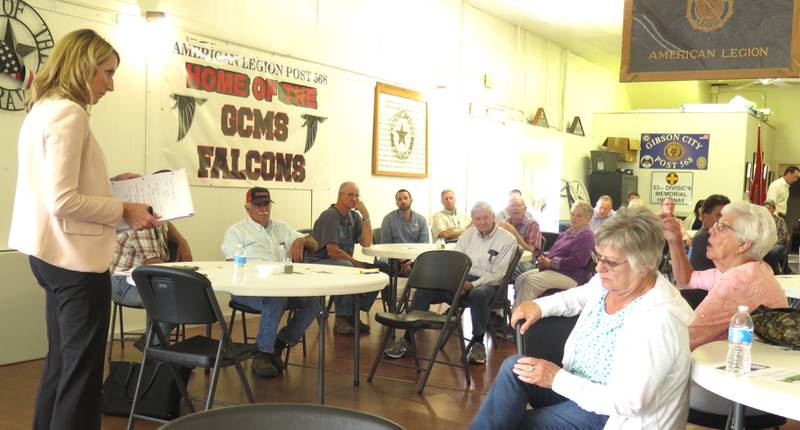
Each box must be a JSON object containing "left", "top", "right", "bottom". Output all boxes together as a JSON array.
[{"left": 1, "top": 301, "right": 798, "bottom": 430}]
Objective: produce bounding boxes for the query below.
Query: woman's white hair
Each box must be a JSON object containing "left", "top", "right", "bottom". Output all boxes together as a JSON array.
[
  {"left": 571, "top": 201, "right": 594, "bottom": 219},
  {"left": 721, "top": 201, "right": 776, "bottom": 260},
  {"left": 595, "top": 206, "right": 664, "bottom": 275}
]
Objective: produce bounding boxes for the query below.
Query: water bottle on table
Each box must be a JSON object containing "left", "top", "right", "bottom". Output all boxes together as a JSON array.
[
  {"left": 725, "top": 305, "right": 753, "bottom": 375},
  {"left": 233, "top": 243, "right": 247, "bottom": 282},
  {"left": 279, "top": 242, "right": 293, "bottom": 274}
]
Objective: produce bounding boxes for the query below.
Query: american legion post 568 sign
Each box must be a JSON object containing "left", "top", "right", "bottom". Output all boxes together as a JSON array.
[
  {"left": 0, "top": 0, "right": 54, "bottom": 111},
  {"left": 639, "top": 133, "right": 709, "bottom": 170}
]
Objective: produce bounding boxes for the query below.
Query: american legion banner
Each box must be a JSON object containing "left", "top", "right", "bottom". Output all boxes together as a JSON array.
[
  {"left": 149, "top": 34, "right": 330, "bottom": 188},
  {"left": 620, "top": 0, "right": 800, "bottom": 81}
]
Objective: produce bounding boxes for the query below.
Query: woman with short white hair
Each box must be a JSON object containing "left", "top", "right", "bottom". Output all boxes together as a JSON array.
[
  {"left": 663, "top": 202, "right": 789, "bottom": 417},
  {"left": 663, "top": 201, "right": 788, "bottom": 350},
  {"left": 513, "top": 201, "right": 595, "bottom": 307}
]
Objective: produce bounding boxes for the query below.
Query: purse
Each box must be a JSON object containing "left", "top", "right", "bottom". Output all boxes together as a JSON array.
[
  {"left": 751, "top": 305, "right": 800, "bottom": 350},
  {"left": 101, "top": 360, "right": 192, "bottom": 420}
]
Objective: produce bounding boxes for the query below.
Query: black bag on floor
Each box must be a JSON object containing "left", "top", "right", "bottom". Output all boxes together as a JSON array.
[{"left": 102, "top": 360, "right": 192, "bottom": 420}]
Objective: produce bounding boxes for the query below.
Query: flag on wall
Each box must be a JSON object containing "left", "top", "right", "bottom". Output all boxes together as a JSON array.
[{"left": 750, "top": 125, "right": 766, "bottom": 204}]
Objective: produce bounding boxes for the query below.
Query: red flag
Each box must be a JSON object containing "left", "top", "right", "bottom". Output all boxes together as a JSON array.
[{"left": 750, "top": 125, "right": 765, "bottom": 204}]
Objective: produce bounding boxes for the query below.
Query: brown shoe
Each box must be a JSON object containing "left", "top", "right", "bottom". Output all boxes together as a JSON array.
[
  {"left": 334, "top": 316, "right": 356, "bottom": 335},
  {"left": 252, "top": 351, "right": 279, "bottom": 377},
  {"left": 333, "top": 316, "right": 370, "bottom": 334}
]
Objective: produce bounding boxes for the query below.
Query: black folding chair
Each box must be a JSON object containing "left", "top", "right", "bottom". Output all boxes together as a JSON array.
[
  {"left": 128, "top": 266, "right": 257, "bottom": 429},
  {"left": 367, "top": 250, "right": 472, "bottom": 394},
  {"left": 541, "top": 232, "right": 559, "bottom": 253},
  {"left": 486, "top": 247, "right": 524, "bottom": 341},
  {"left": 517, "top": 314, "right": 578, "bottom": 366}
]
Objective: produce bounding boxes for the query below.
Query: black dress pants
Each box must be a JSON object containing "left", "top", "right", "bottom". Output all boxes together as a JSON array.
[{"left": 29, "top": 256, "right": 111, "bottom": 430}]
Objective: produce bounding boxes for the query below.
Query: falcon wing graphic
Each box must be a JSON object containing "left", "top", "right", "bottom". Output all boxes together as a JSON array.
[
  {"left": 301, "top": 114, "right": 327, "bottom": 153},
  {"left": 170, "top": 94, "right": 206, "bottom": 141}
]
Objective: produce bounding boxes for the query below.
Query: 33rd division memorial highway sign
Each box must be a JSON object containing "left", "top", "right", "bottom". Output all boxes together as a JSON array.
[{"left": 621, "top": 0, "right": 800, "bottom": 81}]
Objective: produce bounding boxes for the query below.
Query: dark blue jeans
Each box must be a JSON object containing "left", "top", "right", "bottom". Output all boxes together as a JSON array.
[
  {"left": 408, "top": 275, "right": 495, "bottom": 340},
  {"left": 231, "top": 295, "right": 319, "bottom": 353},
  {"left": 469, "top": 355, "right": 608, "bottom": 430}
]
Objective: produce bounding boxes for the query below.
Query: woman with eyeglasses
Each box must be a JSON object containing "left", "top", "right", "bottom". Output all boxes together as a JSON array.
[
  {"left": 661, "top": 201, "right": 787, "bottom": 417},
  {"left": 662, "top": 201, "right": 788, "bottom": 350},
  {"left": 471, "top": 207, "right": 695, "bottom": 429}
]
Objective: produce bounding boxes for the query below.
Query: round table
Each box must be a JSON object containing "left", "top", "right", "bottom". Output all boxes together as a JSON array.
[
  {"left": 159, "top": 261, "right": 388, "bottom": 404},
  {"left": 691, "top": 340, "right": 800, "bottom": 428},
  {"left": 775, "top": 275, "right": 800, "bottom": 300}
]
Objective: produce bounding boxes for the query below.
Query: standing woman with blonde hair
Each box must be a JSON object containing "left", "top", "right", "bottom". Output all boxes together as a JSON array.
[{"left": 8, "top": 29, "right": 158, "bottom": 430}]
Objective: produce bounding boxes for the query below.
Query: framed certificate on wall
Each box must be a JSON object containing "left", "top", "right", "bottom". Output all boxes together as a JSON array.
[{"left": 372, "top": 83, "right": 428, "bottom": 177}]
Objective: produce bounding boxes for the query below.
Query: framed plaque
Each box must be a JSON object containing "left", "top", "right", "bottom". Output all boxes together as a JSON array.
[{"left": 372, "top": 83, "right": 428, "bottom": 178}]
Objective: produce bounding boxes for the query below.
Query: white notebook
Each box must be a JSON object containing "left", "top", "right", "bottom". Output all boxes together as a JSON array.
[{"left": 112, "top": 169, "right": 195, "bottom": 231}]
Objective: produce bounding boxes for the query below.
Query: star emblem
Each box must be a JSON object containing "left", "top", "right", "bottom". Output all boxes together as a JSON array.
[
  {"left": 3, "top": 19, "right": 35, "bottom": 59},
  {"left": 396, "top": 125, "right": 407, "bottom": 144}
]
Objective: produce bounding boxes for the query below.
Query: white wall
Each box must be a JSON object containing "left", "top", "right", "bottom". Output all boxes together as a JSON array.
[
  {"left": 0, "top": 0, "right": 631, "bottom": 363},
  {"left": 593, "top": 112, "right": 772, "bottom": 218}
]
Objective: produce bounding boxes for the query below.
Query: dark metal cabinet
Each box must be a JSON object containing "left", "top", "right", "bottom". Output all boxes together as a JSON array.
[{"left": 588, "top": 172, "right": 638, "bottom": 210}]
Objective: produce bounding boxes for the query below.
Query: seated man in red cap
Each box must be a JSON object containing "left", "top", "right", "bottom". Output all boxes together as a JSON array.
[{"left": 221, "top": 187, "right": 320, "bottom": 377}]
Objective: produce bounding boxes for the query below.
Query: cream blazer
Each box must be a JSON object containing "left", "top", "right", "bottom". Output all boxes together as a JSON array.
[{"left": 9, "top": 98, "right": 123, "bottom": 273}]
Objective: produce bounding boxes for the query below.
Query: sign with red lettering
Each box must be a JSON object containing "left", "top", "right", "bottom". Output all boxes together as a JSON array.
[{"left": 148, "top": 34, "right": 330, "bottom": 188}]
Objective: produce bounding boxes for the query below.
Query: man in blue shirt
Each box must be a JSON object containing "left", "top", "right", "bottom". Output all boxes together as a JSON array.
[
  {"left": 380, "top": 189, "right": 430, "bottom": 275},
  {"left": 381, "top": 189, "right": 430, "bottom": 244}
]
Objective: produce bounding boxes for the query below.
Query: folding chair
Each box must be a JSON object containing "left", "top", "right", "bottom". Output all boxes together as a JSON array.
[
  {"left": 367, "top": 250, "right": 471, "bottom": 394},
  {"left": 541, "top": 231, "right": 559, "bottom": 253},
  {"left": 486, "top": 247, "right": 524, "bottom": 341},
  {"left": 128, "top": 266, "right": 257, "bottom": 429}
]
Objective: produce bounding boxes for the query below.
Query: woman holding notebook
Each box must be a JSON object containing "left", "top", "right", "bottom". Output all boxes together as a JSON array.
[{"left": 8, "top": 29, "right": 158, "bottom": 430}]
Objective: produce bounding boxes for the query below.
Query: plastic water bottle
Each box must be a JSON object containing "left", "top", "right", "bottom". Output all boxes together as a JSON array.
[
  {"left": 233, "top": 243, "right": 247, "bottom": 282},
  {"left": 279, "top": 242, "right": 293, "bottom": 273},
  {"left": 724, "top": 305, "right": 754, "bottom": 375},
  {"left": 234, "top": 243, "right": 247, "bottom": 267}
]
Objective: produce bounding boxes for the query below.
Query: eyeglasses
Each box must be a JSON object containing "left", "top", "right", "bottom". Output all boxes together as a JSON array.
[
  {"left": 591, "top": 250, "right": 629, "bottom": 271},
  {"left": 710, "top": 221, "right": 734, "bottom": 233}
]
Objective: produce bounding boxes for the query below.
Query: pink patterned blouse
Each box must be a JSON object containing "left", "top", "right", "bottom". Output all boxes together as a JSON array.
[{"left": 687, "top": 261, "right": 788, "bottom": 350}]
